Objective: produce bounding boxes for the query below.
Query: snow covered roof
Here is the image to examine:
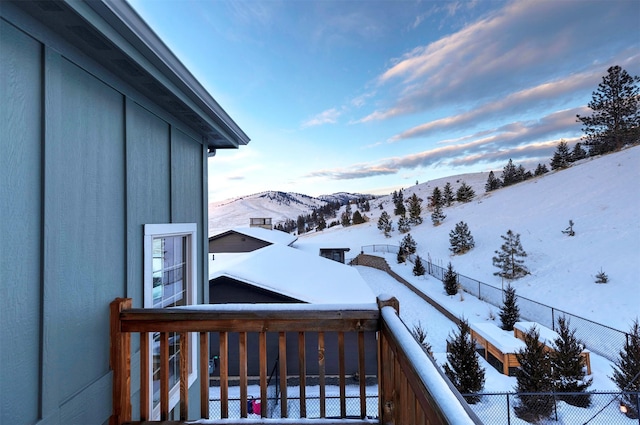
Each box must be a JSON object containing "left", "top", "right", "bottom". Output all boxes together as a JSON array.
[
  {"left": 209, "top": 244, "right": 376, "bottom": 304},
  {"left": 470, "top": 322, "right": 526, "bottom": 353},
  {"left": 210, "top": 226, "right": 298, "bottom": 246}
]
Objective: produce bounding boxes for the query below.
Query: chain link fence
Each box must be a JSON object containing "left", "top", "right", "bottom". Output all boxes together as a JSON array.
[
  {"left": 461, "top": 391, "right": 640, "bottom": 424},
  {"left": 360, "top": 245, "right": 630, "bottom": 362},
  {"left": 208, "top": 390, "right": 378, "bottom": 419}
]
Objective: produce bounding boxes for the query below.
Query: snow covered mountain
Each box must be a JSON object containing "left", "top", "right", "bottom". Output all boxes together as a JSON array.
[{"left": 209, "top": 190, "right": 373, "bottom": 233}]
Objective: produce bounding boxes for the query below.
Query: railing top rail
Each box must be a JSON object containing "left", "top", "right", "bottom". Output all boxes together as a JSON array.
[
  {"left": 118, "top": 302, "right": 381, "bottom": 333},
  {"left": 380, "top": 305, "right": 482, "bottom": 425}
]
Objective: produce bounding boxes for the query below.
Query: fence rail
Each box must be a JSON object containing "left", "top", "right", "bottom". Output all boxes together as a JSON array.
[
  {"left": 360, "top": 245, "right": 629, "bottom": 362},
  {"left": 460, "top": 391, "right": 640, "bottom": 424}
]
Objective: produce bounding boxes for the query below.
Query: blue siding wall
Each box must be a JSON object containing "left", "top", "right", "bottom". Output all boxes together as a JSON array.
[
  {"left": 0, "top": 19, "right": 43, "bottom": 425},
  {"left": 1, "top": 12, "right": 208, "bottom": 425}
]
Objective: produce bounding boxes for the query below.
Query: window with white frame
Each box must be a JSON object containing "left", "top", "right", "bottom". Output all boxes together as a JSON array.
[{"left": 144, "top": 223, "right": 198, "bottom": 419}]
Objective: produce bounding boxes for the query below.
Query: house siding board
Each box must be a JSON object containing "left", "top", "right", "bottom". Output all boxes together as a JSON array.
[
  {"left": 0, "top": 19, "right": 43, "bottom": 425},
  {"left": 44, "top": 55, "right": 126, "bottom": 405}
]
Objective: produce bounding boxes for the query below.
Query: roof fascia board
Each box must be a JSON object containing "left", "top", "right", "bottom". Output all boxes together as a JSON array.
[{"left": 65, "top": 0, "right": 249, "bottom": 147}]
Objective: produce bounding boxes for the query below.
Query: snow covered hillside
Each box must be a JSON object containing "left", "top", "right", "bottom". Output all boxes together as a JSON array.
[{"left": 292, "top": 147, "right": 640, "bottom": 333}]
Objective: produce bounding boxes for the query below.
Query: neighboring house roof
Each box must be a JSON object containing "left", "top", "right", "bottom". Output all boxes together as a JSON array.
[
  {"left": 209, "top": 244, "right": 376, "bottom": 304},
  {"left": 11, "top": 0, "right": 250, "bottom": 149},
  {"left": 210, "top": 227, "right": 298, "bottom": 247}
]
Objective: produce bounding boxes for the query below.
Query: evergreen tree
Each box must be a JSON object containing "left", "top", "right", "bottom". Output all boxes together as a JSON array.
[
  {"left": 485, "top": 170, "right": 502, "bottom": 192},
  {"left": 551, "top": 316, "right": 592, "bottom": 407},
  {"left": 400, "top": 233, "right": 417, "bottom": 255},
  {"left": 456, "top": 181, "right": 475, "bottom": 203},
  {"left": 413, "top": 255, "right": 426, "bottom": 276},
  {"left": 429, "top": 186, "right": 443, "bottom": 209},
  {"left": 411, "top": 322, "right": 433, "bottom": 357},
  {"left": 297, "top": 215, "right": 306, "bottom": 234},
  {"left": 443, "top": 182, "right": 455, "bottom": 206},
  {"left": 493, "top": 230, "right": 529, "bottom": 279},
  {"left": 377, "top": 211, "right": 393, "bottom": 237},
  {"left": 443, "top": 262, "right": 458, "bottom": 296},
  {"left": 499, "top": 283, "right": 520, "bottom": 331},
  {"left": 396, "top": 247, "right": 405, "bottom": 264},
  {"left": 351, "top": 210, "right": 365, "bottom": 225},
  {"left": 397, "top": 216, "right": 411, "bottom": 233},
  {"left": 515, "top": 164, "right": 528, "bottom": 182},
  {"left": 611, "top": 319, "right": 640, "bottom": 418},
  {"left": 577, "top": 65, "right": 640, "bottom": 155},
  {"left": 501, "top": 159, "right": 518, "bottom": 186},
  {"left": 449, "top": 221, "right": 475, "bottom": 255},
  {"left": 443, "top": 319, "right": 485, "bottom": 404},
  {"left": 551, "top": 140, "right": 571, "bottom": 170},
  {"left": 408, "top": 193, "right": 423, "bottom": 225},
  {"left": 514, "top": 327, "right": 554, "bottom": 423},
  {"left": 534, "top": 163, "right": 549, "bottom": 176},
  {"left": 431, "top": 204, "right": 446, "bottom": 226},
  {"left": 340, "top": 210, "right": 351, "bottom": 227},
  {"left": 571, "top": 142, "right": 588, "bottom": 162},
  {"left": 317, "top": 215, "right": 326, "bottom": 231},
  {"left": 393, "top": 190, "right": 406, "bottom": 216}
]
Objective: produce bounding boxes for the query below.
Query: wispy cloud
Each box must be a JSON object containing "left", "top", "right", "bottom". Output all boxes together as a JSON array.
[
  {"left": 301, "top": 108, "right": 342, "bottom": 128},
  {"left": 361, "top": 0, "right": 639, "bottom": 123},
  {"left": 305, "top": 107, "right": 585, "bottom": 180}
]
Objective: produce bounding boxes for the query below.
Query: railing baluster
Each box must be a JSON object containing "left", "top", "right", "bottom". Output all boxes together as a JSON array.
[
  {"left": 179, "top": 332, "right": 189, "bottom": 420},
  {"left": 140, "top": 331, "right": 149, "bottom": 420},
  {"left": 318, "top": 331, "right": 326, "bottom": 418},
  {"left": 160, "top": 332, "right": 169, "bottom": 420},
  {"left": 358, "top": 331, "right": 366, "bottom": 419},
  {"left": 239, "top": 332, "right": 248, "bottom": 418},
  {"left": 298, "top": 332, "right": 307, "bottom": 418},
  {"left": 259, "top": 331, "right": 267, "bottom": 418},
  {"left": 278, "top": 332, "right": 288, "bottom": 418},
  {"left": 219, "top": 331, "right": 228, "bottom": 419},
  {"left": 339, "top": 332, "right": 346, "bottom": 418},
  {"left": 199, "top": 332, "right": 209, "bottom": 419}
]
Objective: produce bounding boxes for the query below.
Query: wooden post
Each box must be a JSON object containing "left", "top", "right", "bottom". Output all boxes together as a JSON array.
[
  {"left": 109, "top": 298, "right": 132, "bottom": 425},
  {"left": 199, "top": 332, "right": 209, "bottom": 419}
]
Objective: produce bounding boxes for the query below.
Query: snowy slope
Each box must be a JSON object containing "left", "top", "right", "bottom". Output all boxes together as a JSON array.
[{"left": 292, "top": 146, "right": 640, "bottom": 332}]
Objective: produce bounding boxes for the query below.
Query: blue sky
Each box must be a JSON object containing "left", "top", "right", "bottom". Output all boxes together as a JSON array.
[{"left": 127, "top": 0, "right": 639, "bottom": 201}]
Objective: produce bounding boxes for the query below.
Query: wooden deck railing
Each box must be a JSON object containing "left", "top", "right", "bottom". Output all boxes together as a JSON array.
[{"left": 110, "top": 296, "right": 481, "bottom": 425}]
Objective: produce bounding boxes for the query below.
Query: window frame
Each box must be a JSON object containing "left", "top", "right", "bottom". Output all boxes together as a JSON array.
[{"left": 144, "top": 223, "right": 198, "bottom": 419}]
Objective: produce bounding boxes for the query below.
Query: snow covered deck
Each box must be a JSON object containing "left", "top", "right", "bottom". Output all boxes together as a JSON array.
[
  {"left": 110, "top": 297, "right": 481, "bottom": 425},
  {"left": 468, "top": 322, "right": 526, "bottom": 376}
]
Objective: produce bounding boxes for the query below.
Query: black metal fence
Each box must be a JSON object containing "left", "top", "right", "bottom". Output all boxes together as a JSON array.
[
  {"left": 461, "top": 391, "right": 640, "bottom": 424},
  {"left": 208, "top": 392, "right": 379, "bottom": 419},
  {"left": 359, "top": 245, "right": 629, "bottom": 362}
]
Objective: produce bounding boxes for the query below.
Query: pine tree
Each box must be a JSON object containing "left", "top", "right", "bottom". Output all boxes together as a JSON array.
[
  {"left": 340, "top": 210, "right": 351, "bottom": 227},
  {"left": 571, "top": 142, "right": 588, "bottom": 162},
  {"left": 456, "top": 181, "right": 475, "bottom": 203},
  {"left": 443, "top": 262, "right": 458, "bottom": 296},
  {"left": 514, "top": 326, "right": 554, "bottom": 422},
  {"left": 317, "top": 215, "right": 326, "bottom": 231},
  {"left": 443, "top": 182, "right": 455, "bottom": 206},
  {"left": 551, "top": 140, "right": 571, "bottom": 170},
  {"left": 429, "top": 186, "right": 443, "bottom": 209},
  {"left": 611, "top": 319, "right": 640, "bottom": 418},
  {"left": 443, "top": 319, "right": 485, "bottom": 404},
  {"left": 393, "top": 190, "right": 406, "bottom": 216},
  {"left": 377, "top": 211, "right": 393, "bottom": 237},
  {"left": 499, "top": 283, "right": 520, "bottom": 331},
  {"left": 351, "top": 210, "right": 365, "bottom": 225},
  {"left": 413, "top": 255, "right": 426, "bottom": 276},
  {"left": 397, "top": 216, "right": 410, "bottom": 233},
  {"left": 493, "top": 230, "right": 529, "bottom": 279},
  {"left": 501, "top": 159, "right": 518, "bottom": 186},
  {"left": 411, "top": 322, "right": 433, "bottom": 357},
  {"left": 400, "top": 233, "right": 417, "bottom": 255},
  {"left": 449, "top": 221, "right": 475, "bottom": 255},
  {"left": 431, "top": 204, "right": 446, "bottom": 226},
  {"left": 534, "top": 163, "right": 549, "bottom": 176},
  {"left": 408, "top": 193, "right": 423, "bottom": 225},
  {"left": 551, "top": 316, "right": 593, "bottom": 407},
  {"left": 577, "top": 65, "right": 640, "bottom": 155},
  {"left": 396, "top": 247, "right": 405, "bottom": 264},
  {"left": 485, "top": 170, "right": 502, "bottom": 192}
]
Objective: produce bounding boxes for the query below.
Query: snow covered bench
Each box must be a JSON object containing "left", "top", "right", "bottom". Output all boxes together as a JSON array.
[{"left": 468, "top": 322, "right": 526, "bottom": 376}]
